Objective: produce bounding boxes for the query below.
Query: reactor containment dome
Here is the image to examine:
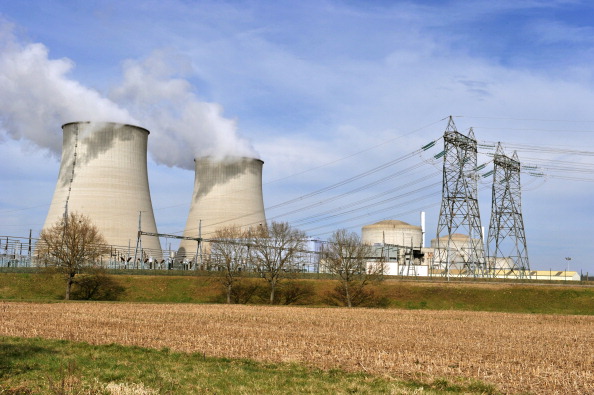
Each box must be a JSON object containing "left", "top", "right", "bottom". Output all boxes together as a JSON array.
[{"left": 362, "top": 220, "right": 423, "bottom": 248}]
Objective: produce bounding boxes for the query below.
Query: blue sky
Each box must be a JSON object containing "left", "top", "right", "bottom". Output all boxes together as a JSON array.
[{"left": 1, "top": 0, "right": 593, "bottom": 272}]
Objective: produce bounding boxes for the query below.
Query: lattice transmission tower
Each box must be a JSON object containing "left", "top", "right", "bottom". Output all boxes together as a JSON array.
[
  {"left": 487, "top": 143, "right": 530, "bottom": 277},
  {"left": 434, "top": 117, "right": 486, "bottom": 277}
]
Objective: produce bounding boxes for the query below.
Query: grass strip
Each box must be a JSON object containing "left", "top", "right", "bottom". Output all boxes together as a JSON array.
[{"left": 0, "top": 336, "right": 498, "bottom": 394}]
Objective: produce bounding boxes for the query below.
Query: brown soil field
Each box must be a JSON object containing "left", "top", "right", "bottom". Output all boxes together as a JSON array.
[{"left": 1, "top": 302, "right": 592, "bottom": 394}]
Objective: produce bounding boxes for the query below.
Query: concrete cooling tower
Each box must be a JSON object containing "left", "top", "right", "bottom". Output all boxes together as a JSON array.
[
  {"left": 177, "top": 156, "right": 266, "bottom": 260},
  {"left": 42, "top": 122, "right": 161, "bottom": 257}
]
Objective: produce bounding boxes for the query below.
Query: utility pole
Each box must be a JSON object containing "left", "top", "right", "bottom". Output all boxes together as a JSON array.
[
  {"left": 193, "top": 220, "right": 203, "bottom": 270},
  {"left": 435, "top": 116, "right": 487, "bottom": 278},
  {"left": 198, "top": 220, "right": 203, "bottom": 270},
  {"left": 28, "top": 229, "right": 32, "bottom": 259},
  {"left": 133, "top": 211, "right": 142, "bottom": 269},
  {"left": 406, "top": 237, "right": 417, "bottom": 276}
]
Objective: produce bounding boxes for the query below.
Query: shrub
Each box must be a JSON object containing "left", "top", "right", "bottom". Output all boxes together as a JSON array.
[
  {"left": 324, "top": 283, "right": 388, "bottom": 307},
  {"left": 252, "top": 280, "right": 316, "bottom": 305},
  {"left": 227, "top": 280, "right": 264, "bottom": 304},
  {"left": 278, "top": 280, "right": 316, "bottom": 305},
  {"left": 70, "top": 270, "right": 126, "bottom": 301},
  {"left": 222, "top": 279, "right": 316, "bottom": 305}
]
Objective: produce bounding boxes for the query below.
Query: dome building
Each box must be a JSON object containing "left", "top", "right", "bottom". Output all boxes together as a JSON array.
[
  {"left": 362, "top": 220, "right": 423, "bottom": 247},
  {"left": 361, "top": 219, "right": 427, "bottom": 275},
  {"left": 430, "top": 233, "right": 485, "bottom": 270}
]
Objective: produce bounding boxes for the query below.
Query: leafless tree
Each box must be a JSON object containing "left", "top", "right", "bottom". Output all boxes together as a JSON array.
[
  {"left": 322, "top": 229, "right": 383, "bottom": 307},
  {"left": 208, "top": 225, "right": 249, "bottom": 304},
  {"left": 37, "top": 212, "right": 108, "bottom": 300},
  {"left": 247, "top": 222, "right": 307, "bottom": 304}
]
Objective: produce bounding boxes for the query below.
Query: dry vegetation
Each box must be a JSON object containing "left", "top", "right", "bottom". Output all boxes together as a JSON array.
[{"left": 1, "top": 302, "right": 592, "bottom": 394}]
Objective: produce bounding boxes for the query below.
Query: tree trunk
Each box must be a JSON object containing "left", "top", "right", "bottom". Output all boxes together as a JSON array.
[
  {"left": 345, "top": 283, "right": 352, "bottom": 308},
  {"left": 226, "top": 285, "right": 232, "bottom": 304},
  {"left": 65, "top": 273, "right": 74, "bottom": 300},
  {"left": 269, "top": 282, "right": 276, "bottom": 304}
]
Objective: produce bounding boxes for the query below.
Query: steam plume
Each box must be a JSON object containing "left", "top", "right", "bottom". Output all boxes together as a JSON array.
[
  {"left": 110, "top": 49, "right": 257, "bottom": 169},
  {"left": 0, "top": 21, "right": 257, "bottom": 168},
  {"left": 0, "top": 22, "right": 134, "bottom": 154}
]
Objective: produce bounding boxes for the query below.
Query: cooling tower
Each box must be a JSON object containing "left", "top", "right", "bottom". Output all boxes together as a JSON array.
[
  {"left": 177, "top": 156, "right": 266, "bottom": 259},
  {"left": 42, "top": 122, "right": 161, "bottom": 257}
]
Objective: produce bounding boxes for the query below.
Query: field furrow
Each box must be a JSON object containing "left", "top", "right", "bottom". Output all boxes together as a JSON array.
[{"left": 1, "top": 302, "right": 592, "bottom": 394}]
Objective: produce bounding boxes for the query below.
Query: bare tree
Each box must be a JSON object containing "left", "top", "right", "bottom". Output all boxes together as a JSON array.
[
  {"left": 37, "top": 212, "right": 109, "bottom": 300},
  {"left": 323, "top": 229, "right": 383, "bottom": 307},
  {"left": 209, "top": 225, "right": 249, "bottom": 304},
  {"left": 247, "top": 222, "right": 307, "bottom": 304}
]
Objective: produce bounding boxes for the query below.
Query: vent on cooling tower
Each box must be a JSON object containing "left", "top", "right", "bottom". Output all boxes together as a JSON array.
[
  {"left": 42, "top": 122, "right": 162, "bottom": 257},
  {"left": 177, "top": 156, "right": 266, "bottom": 260}
]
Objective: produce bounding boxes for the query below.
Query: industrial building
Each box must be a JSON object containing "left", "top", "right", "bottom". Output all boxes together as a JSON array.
[
  {"left": 357, "top": 217, "right": 580, "bottom": 281},
  {"left": 362, "top": 218, "right": 429, "bottom": 276},
  {"left": 42, "top": 122, "right": 162, "bottom": 260},
  {"left": 430, "top": 233, "right": 485, "bottom": 270},
  {"left": 362, "top": 220, "right": 423, "bottom": 248}
]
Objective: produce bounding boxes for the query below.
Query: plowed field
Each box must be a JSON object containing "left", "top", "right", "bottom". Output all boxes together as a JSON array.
[{"left": 1, "top": 302, "right": 592, "bottom": 394}]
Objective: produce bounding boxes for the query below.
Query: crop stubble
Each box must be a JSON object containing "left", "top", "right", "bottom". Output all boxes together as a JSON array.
[{"left": 1, "top": 302, "right": 592, "bottom": 394}]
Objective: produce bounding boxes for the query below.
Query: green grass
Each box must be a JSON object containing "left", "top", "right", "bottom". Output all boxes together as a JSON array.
[
  {"left": 380, "top": 281, "right": 594, "bottom": 314},
  {"left": 0, "top": 336, "right": 498, "bottom": 394},
  {"left": 0, "top": 272, "right": 65, "bottom": 300},
  {"left": 1, "top": 271, "right": 593, "bottom": 315},
  {"left": 115, "top": 274, "right": 220, "bottom": 303}
]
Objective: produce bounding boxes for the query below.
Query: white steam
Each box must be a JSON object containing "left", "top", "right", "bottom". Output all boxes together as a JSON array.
[
  {"left": 110, "top": 49, "right": 257, "bottom": 169},
  {"left": 0, "top": 22, "right": 257, "bottom": 169},
  {"left": 0, "top": 23, "right": 135, "bottom": 154}
]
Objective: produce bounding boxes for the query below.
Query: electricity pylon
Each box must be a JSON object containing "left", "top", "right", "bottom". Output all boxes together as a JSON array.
[
  {"left": 487, "top": 143, "right": 530, "bottom": 278},
  {"left": 435, "top": 117, "right": 486, "bottom": 278}
]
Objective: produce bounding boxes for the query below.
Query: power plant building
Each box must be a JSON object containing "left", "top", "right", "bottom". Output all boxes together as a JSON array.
[
  {"left": 430, "top": 233, "right": 484, "bottom": 269},
  {"left": 362, "top": 219, "right": 428, "bottom": 275},
  {"left": 362, "top": 220, "right": 423, "bottom": 248},
  {"left": 177, "top": 156, "right": 266, "bottom": 260},
  {"left": 42, "top": 122, "right": 162, "bottom": 258}
]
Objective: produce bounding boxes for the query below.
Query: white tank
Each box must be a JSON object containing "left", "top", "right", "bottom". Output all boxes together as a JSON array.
[
  {"left": 362, "top": 220, "right": 423, "bottom": 247},
  {"left": 178, "top": 156, "right": 266, "bottom": 259},
  {"left": 42, "top": 122, "right": 161, "bottom": 256}
]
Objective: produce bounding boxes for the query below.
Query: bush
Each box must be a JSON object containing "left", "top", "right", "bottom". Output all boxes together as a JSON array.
[
  {"left": 227, "top": 280, "right": 264, "bottom": 304},
  {"left": 221, "top": 279, "right": 316, "bottom": 305},
  {"left": 252, "top": 280, "right": 316, "bottom": 305},
  {"left": 70, "top": 270, "right": 125, "bottom": 301},
  {"left": 324, "top": 283, "right": 388, "bottom": 308},
  {"left": 278, "top": 280, "right": 316, "bottom": 305}
]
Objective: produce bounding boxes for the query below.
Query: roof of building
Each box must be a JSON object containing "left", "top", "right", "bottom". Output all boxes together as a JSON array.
[
  {"left": 434, "top": 233, "right": 470, "bottom": 240},
  {"left": 362, "top": 220, "right": 421, "bottom": 230}
]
